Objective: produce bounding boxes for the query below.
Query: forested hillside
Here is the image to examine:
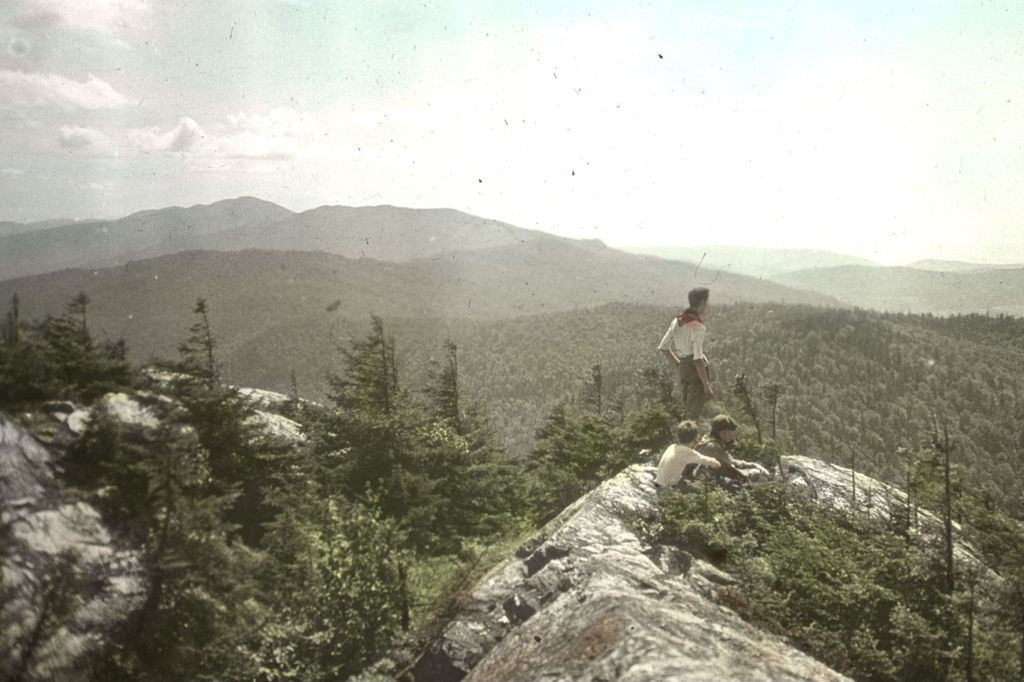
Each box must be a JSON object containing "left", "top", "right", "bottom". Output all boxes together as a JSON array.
[
  {"left": 3, "top": 282, "right": 1017, "bottom": 510},
  {"left": 225, "top": 302, "right": 1024, "bottom": 510},
  {"left": 3, "top": 293, "right": 1024, "bottom": 681},
  {"left": 0, "top": 246, "right": 840, "bottom": 364}
]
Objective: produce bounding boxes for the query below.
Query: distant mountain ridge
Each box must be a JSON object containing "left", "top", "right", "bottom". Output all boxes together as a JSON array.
[
  {"left": 619, "top": 245, "right": 878, "bottom": 279},
  {"left": 198, "top": 204, "right": 560, "bottom": 261},
  {"left": 0, "top": 197, "right": 565, "bottom": 280},
  {"left": 0, "top": 197, "right": 294, "bottom": 280},
  {"left": 908, "top": 258, "right": 1024, "bottom": 272},
  {"left": 0, "top": 217, "right": 80, "bottom": 238},
  {"left": 772, "top": 264, "right": 1024, "bottom": 316},
  {"left": 0, "top": 242, "right": 842, "bottom": 367}
]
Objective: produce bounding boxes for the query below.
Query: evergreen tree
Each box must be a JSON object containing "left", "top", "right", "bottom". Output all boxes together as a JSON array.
[
  {"left": 421, "top": 340, "right": 523, "bottom": 543},
  {"left": 70, "top": 398, "right": 266, "bottom": 681},
  {"left": 424, "top": 340, "right": 462, "bottom": 433},
  {"left": 526, "top": 404, "right": 619, "bottom": 521},
  {"left": 762, "top": 380, "right": 783, "bottom": 441},
  {"left": 0, "top": 300, "right": 50, "bottom": 406},
  {"left": 584, "top": 364, "right": 603, "bottom": 416},
  {"left": 68, "top": 291, "right": 90, "bottom": 340},
  {"left": 2, "top": 293, "right": 19, "bottom": 347},
  {"left": 0, "top": 293, "right": 133, "bottom": 406},
  {"left": 733, "top": 372, "right": 763, "bottom": 443},
  {"left": 329, "top": 315, "right": 399, "bottom": 417},
  {"left": 176, "top": 298, "right": 219, "bottom": 388},
  {"left": 320, "top": 315, "right": 404, "bottom": 502},
  {"left": 169, "top": 299, "right": 289, "bottom": 546}
]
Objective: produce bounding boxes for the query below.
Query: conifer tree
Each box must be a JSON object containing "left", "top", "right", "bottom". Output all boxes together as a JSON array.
[
  {"left": 64, "top": 395, "right": 263, "bottom": 680},
  {"left": 527, "top": 403, "right": 618, "bottom": 521},
  {"left": 323, "top": 315, "right": 403, "bottom": 500},
  {"left": 3, "top": 293, "right": 19, "bottom": 347},
  {"left": 68, "top": 291, "right": 90, "bottom": 340},
  {"left": 177, "top": 298, "right": 219, "bottom": 388},
  {"left": 585, "top": 364, "right": 603, "bottom": 416},
  {"left": 761, "top": 380, "right": 782, "bottom": 441},
  {"left": 0, "top": 293, "right": 51, "bottom": 405},
  {"left": 733, "top": 372, "right": 763, "bottom": 443},
  {"left": 329, "top": 314, "right": 399, "bottom": 417},
  {"left": 420, "top": 339, "right": 522, "bottom": 543},
  {"left": 168, "top": 298, "right": 281, "bottom": 546},
  {"left": 424, "top": 340, "right": 462, "bottom": 433},
  {"left": 0, "top": 293, "right": 133, "bottom": 405}
]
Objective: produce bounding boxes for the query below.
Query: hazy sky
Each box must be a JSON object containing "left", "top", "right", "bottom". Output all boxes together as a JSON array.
[{"left": 2, "top": 0, "right": 1023, "bottom": 265}]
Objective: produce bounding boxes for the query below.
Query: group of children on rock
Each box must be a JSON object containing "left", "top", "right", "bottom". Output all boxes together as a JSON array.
[{"left": 654, "top": 286, "right": 767, "bottom": 490}]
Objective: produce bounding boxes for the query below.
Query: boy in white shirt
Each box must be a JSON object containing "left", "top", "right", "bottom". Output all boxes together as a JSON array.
[
  {"left": 658, "top": 287, "right": 714, "bottom": 425},
  {"left": 655, "top": 419, "right": 722, "bottom": 489}
]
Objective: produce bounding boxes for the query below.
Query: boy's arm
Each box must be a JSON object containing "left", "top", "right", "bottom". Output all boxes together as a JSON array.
[
  {"left": 658, "top": 321, "right": 681, "bottom": 364},
  {"left": 694, "top": 452, "right": 722, "bottom": 469}
]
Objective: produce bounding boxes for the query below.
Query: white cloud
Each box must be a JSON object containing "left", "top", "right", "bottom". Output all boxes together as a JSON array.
[
  {"left": 81, "top": 180, "right": 114, "bottom": 192},
  {"left": 129, "top": 117, "right": 204, "bottom": 153},
  {"left": 128, "top": 108, "right": 319, "bottom": 161},
  {"left": 58, "top": 125, "right": 112, "bottom": 152},
  {"left": 1, "top": 167, "right": 27, "bottom": 176},
  {"left": 0, "top": 70, "right": 128, "bottom": 110},
  {"left": 212, "top": 108, "right": 319, "bottom": 160},
  {"left": 12, "top": 0, "right": 150, "bottom": 33}
]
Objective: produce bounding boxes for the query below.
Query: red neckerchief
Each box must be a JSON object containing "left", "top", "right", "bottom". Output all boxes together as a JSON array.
[{"left": 676, "top": 308, "right": 702, "bottom": 326}]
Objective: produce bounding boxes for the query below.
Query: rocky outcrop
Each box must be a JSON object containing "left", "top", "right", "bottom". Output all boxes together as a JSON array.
[
  {"left": 1, "top": 387, "right": 306, "bottom": 680},
  {"left": 1, "top": 417, "right": 145, "bottom": 681},
  {"left": 787, "top": 455, "right": 985, "bottom": 566},
  {"left": 404, "top": 464, "right": 852, "bottom": 682}
]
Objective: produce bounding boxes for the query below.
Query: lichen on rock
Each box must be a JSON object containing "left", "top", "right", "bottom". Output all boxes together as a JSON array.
[{"left": 403, "top": 464, "right": 852, "bottom": 682}]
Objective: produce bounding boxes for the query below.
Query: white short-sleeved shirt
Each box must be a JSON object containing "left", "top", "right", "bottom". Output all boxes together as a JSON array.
[
  {"left": 655, "top": 443, "right": 721, "bottom": 487},
  {"left": 657, "top": 317, "right": 707, "bottom": 360}
]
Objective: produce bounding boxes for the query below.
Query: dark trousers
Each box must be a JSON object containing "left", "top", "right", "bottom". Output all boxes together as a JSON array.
[{"left": 679, "top": 356, "right": 710, "bottom": 421}]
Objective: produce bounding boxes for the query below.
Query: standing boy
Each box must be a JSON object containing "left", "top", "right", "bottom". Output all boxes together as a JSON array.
[{"left": 658, "top": 287, "right": 714, "bottom": 424}]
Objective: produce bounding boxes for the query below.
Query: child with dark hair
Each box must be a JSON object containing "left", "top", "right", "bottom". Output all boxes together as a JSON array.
[
  {"left": 697, "top": 414, "right": 760, "bottom": 481},
  {"left": 658, "top": 287, "right": 714, "bottom": 423}
]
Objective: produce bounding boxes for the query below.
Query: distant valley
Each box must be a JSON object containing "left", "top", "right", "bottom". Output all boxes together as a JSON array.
[
  {"left": 908, "top": 258, "right": 1024, "bottom": 272},
  {"left": 619, "top": 245, "right": 879, "bottom": 279},
  {"left": 622, "top": 244, "right": 1024, "bottom": 317},
  {"left": 773, "top": 265, "right": 1024, "bottom": 317}
]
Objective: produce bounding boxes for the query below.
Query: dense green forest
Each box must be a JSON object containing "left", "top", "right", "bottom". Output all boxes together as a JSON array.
[
  {"left": 0, "top": 295, "right": 673, "bottom": 680},
  {"left": 232, "top": 302, "right": 1024, "bottom": 511},
  {"left": 649, "top": 479, "right": 1024, "bottom": 682},
  {"left": 3, "top": 293, "right": 1024, "bottom": 680}
]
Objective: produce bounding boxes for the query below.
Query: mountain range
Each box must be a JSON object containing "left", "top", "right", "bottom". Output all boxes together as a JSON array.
[
  {"left": 0, "top": 197, "right": 571, "bottom": 281},
  {"left": 0, "top": 196, "right": 846, "bottom": 366},
  {"left": 1, "top": 197, "right": 1021, "bottom": 365},
  {"left": 908, "top": 258, "right": 1024, "bottom": 272},
  {"left": 0, "top": 242, "right": 839, "bottom": 373},
  {"left": 620, "top": 245, "right": 1024, "bottom": 316},
  {"left": 619, "top": 245, "right": 879, "bottom": 279},
  {"left": 0, "top": 218, "right": 80, "bottom": 239},
  {"left": 773, "top": 265, "right": 1024, "bottom": 316}
]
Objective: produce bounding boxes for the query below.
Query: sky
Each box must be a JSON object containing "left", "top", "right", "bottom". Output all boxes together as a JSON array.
[{"left": 2, "top": 0, "right": 1024, "bottom": 265}]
